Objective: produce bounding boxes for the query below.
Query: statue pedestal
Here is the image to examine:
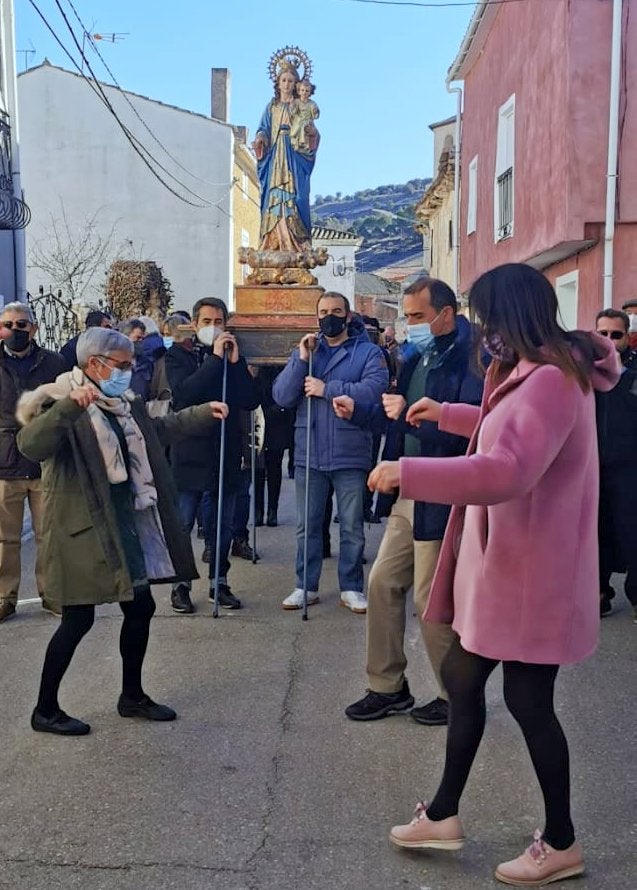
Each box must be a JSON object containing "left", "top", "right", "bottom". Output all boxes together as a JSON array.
[{"left": 230, "top": 285, "right": 322, "bottom": 364}]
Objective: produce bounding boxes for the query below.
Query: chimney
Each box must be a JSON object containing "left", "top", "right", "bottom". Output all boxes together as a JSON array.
[{"left": 211, "top": 68, "right": 231, "bottom": 122}]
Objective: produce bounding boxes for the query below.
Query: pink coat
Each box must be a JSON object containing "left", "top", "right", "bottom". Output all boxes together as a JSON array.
[{"left": 400, "top": 340, "right": 620, "bottom": 665}]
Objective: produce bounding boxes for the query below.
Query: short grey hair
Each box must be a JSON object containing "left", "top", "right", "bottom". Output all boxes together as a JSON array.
[
  {"left": 118, "top": 317, "right": 146, "bottom": 337},
  {"left": 163, "top": 313, "right": 191, "bottom": 336},
  {"left": 76, "top": 328, "right": 134, "bottom": 368},
  {"left": 137, "top": 315, "right": 160, "bottom": 335},
  {"left": 2, "top": 301, "right": 35, "bottom": 323}
]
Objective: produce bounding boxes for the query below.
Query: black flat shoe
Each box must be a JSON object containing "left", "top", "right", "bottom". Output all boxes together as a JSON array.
[
  {"left": 117, "top": 695, "right": 176, "bottom": 721},
  {"left": 266, "top": 510, "right": 278, "bottom": 527},
  {"left": 31, "top": 708, "right": 90, "bottom": 736}
]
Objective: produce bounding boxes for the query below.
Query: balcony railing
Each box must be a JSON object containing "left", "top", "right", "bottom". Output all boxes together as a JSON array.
[
  {"left": 496, "top": 167, "right": 513, "bottom": 241},
  {"left": 0, "top": 114, "right": 31, "bottom": 230}
]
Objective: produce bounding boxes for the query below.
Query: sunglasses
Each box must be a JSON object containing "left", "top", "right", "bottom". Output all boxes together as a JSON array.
[
  {"left": 1, "top": 319, "right": 31, "bottom": 330},
  {"left": 597, "top": 330, "right": 625, "bottom": 340}
]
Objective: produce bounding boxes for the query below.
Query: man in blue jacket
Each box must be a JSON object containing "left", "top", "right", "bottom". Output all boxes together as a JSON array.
[
  {"left": 273, "top": 292, "right": 388, "bottom": 613},
  {"left": 336, "top": 277, "right": 483, "bottom": 725}
]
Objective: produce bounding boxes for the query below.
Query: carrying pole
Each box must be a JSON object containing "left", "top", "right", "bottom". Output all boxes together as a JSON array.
[
  {"left": 212, "top": 347, "right": 229, "bottom": 618},
  {"left": 302, "top": 342, "right": 315, "bottom": 621},
  {"left": 250, "top": 408, "right": 258, "bottom": 564}
]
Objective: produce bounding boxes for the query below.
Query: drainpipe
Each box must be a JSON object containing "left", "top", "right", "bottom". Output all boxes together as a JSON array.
[
  {"left": 603, "top": 0, "right": 623, "bottom": 309},
  {"left": 2, "top": 0, "right": 27, "bottom": 302},
  {"left": 446, "top": 80, "right": 462, "bottom": 296}
]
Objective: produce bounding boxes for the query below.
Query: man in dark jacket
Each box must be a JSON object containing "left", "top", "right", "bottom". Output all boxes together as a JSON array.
[
  {"left": 60, "top": 310, "right": 112, "bottom": 371},
  {"left": 595, "top": 309, "right": 637, "bottom": 620},
  {"left": 273, "top": 291, "right": 388, "bottom": 613},
  {"left": 165, "top": 297, "right": 259, "bottom": 614},
  {"left": 338, "top": 277, "right": 483, "bottom": 725},
  {"left": 0, "top": 301, "right": 66, "bottom": 622}
]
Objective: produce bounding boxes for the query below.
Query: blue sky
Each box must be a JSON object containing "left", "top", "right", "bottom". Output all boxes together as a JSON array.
[{"left": 16, "top": 0, "right": 473, "bottom": 198}]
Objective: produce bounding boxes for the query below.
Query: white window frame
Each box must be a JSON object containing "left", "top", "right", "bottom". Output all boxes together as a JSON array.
[
  {"left": 242, "top": 170, "right": 249, "bottom": 201},
  {"left": 467, "top": 155, "right": 478, "bottom": 235},
  {"left": 240, "top": 228, "right": 250, "bottom": 282},
  {"left": 494, "top": 94, "right": 515, "bottom": 242},
  {"left": 554, "top": 270, "right": 579, "bottom": 330}
]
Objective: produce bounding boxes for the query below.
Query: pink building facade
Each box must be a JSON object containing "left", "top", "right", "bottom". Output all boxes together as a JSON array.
[{"left": 453, "top": 0, "right": 637, "bottom": 327}]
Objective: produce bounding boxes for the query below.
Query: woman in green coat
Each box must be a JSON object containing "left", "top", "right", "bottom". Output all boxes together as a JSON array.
[{"left": 17, "top": 327, "right": 228, "bottom": 736}]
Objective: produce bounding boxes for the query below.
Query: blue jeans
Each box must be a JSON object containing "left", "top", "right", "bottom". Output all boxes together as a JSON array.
[
  {"left": 173, "top": 484, "right": 236, "bottom": 588},
  {"left": 295, "top": 467, "right": 366, "bottom": 592}
]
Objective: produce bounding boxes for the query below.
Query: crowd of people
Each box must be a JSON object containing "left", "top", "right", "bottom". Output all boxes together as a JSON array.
[{"left": 0, "top": 265, "right": 634, "bottom": 887}]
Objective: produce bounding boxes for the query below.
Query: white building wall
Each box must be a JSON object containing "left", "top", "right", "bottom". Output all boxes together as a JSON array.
[
  {"left": 312, "top": 240, "right": 360, "bottom": 305},
  {"left": 18, "top": 65, "right": 234, "bottom": 311}
]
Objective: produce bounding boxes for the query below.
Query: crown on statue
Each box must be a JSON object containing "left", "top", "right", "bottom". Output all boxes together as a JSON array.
[{"left": 268, "top": 46, "right": 313, "bottom": 84}]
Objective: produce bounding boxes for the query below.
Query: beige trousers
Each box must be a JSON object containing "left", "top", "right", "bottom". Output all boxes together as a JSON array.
[
  {"left": 366, "top": 497, "right": 456, "bottom": 698},
  {"left": 0, "top": 478, "right": 46, "bottom": 605}
]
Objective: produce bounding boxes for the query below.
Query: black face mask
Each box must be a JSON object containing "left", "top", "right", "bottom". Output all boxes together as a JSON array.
[
  {"left": 319, "top": 314, "right": 347, "bottom": 338},
  {"left": 5, "top": 329, "right": 31, "bottom": 353}
]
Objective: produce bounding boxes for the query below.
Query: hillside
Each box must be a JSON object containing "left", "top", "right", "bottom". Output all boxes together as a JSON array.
[{"left": 311, "top": 179, "right": 430, "bottom": 272}]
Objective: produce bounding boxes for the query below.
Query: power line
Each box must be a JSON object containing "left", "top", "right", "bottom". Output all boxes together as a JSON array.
[
  {"left": 63, "top": 0, "right": 231, "bottom": 193},
  {"left": 52, "top": 0, "right": 215, "bottom": 206},
  {"left": 26, "top": 0, "right": 210, "bottom": 207},
  {"left": 337, "top": 0, "right": 525, "bottom": 7}
]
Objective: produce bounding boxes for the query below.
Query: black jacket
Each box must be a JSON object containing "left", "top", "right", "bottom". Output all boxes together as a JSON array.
[
  {"left": 0, "top": 343, "right": 67, "bottom": 479},
  {"left": 354, "top": 316, "right": 484, "bottom": 540},
  {"left": 165, "top": 343, "right": 259, "bottom": 491},
  {"left": 256, "top": 366, "right": 295, "bottom": 452},
  {"left": 596, "top": 368, "right": 637, "bottom": 467}
]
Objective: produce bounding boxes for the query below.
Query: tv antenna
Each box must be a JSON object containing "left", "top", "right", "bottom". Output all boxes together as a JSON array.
[
  {"left": 81, "top": 29, "right": 128, "bottom": 71},
  {"left": 17, "top": 40, "right": 36, "bottom": 72}
]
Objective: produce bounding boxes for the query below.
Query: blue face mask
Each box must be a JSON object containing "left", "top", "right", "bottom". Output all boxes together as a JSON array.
[
  {"left": 406, "top": 322, "right": 434, "bottom": 354},
  {"left": 97, "top": 365, "right": 132, "bottom": 398},
  {"left": 162, "top": 336, "right": 174, "bottom": 349}
]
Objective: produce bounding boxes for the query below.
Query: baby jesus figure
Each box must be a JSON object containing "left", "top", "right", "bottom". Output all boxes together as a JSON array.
[{"left": 290, "top": 79, "right": 320, "bottom": 153}]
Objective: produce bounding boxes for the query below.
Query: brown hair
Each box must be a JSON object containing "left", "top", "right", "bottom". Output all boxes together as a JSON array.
[{"left": 469, "top": 263, "right": 598, "bottom": 392}]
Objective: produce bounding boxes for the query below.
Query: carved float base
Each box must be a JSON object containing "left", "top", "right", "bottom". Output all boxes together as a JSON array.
[
  {"left": 245, "top": 267, "right": 318, "bottom": 286},
  {"left": 231, "top": 285, "right": 322, "bottom": 364}
]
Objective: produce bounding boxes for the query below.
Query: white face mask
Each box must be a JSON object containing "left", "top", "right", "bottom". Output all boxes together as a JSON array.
[
  {"left": 197, "top": 325, "right": 223, "bottom": 347},
  {"left": 629, "top": 314, "right": 637, "bottom": 334}
]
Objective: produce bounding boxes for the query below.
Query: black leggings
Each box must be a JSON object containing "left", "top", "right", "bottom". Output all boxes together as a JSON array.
[
  {"left": 427, "top": 639, "right": 575, "bottom": 850},
  {"left": 36, "top": 586, "right": 156, "bottom": 717}
]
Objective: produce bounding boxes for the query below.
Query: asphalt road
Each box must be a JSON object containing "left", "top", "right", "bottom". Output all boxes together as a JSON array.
[{"left": 2, "top": 478, "right": 635, "bottom": 890}]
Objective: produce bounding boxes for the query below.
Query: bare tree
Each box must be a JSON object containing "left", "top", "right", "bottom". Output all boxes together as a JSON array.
[{"left": 28, "top": 202, "right": 119, "bottom": 303}]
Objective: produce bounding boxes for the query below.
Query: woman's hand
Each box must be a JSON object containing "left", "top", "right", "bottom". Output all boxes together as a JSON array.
[
  {"left": 69, "top": 386, "right": 99, "bottom": 409},
  {"left": 382, "top": 393, "right": 406, "bottom": 420},
  {"left": 405, "top": 397, "right": 442, "bottom": 428},
  {"left": 332, "top": 395, "right": 354, "bottom": 420},
  {"left": 367, "top": 460, "right": 400, "bottom": 493},
  {"left": 209, "top": 401, "right": 229, "bottom": 421}
]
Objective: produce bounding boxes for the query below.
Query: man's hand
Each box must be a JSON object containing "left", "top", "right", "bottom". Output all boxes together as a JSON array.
[
  {"left": 367, "top": 460, "right": 400, "bottom": 494},
  {"left": 405, "top": 397, "right": 442, "bottom": 428},
  {"left": 213, "top": 331, "right": 239, "bottom": 364},
  {"left": 304, "top": 376, "right": 325, "bottom": 398},
  {"left": 69, "top": 386, "right": 99, "bottom": 409},
  {"left": 299, "top": 333, "right": 317, "bottom": 362},
  {"left": 332, "top": 395, "right": 354, "bottom": 420},
  {"left": 382, "top": 393, "right": 406, "bottom": 420},
  {"left": 209, "top": 401, "right": 229, "bottom": 421}
]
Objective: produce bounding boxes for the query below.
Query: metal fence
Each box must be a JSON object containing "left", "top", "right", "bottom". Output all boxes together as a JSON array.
[
  {"left": 28, "top": 287, "right": 79, "bottom": 352},
  {"left": 497, "top": 167, "right": 513, "bottom": 241}
]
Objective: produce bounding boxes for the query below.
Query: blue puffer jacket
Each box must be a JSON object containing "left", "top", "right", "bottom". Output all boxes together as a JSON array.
[{"left": 273, "top": 318, "right": 389, "bottom": 472}]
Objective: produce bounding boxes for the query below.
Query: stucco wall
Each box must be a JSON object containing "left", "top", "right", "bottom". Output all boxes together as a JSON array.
[
  {"left": 19, "top": 65, "right": 234, "bottom": 310},
  {"left": 313, "top": 242, "right": 359, "bottom": 305},
  {"left": 232, "top": 148, "right": 260, "bottom": 298},
  {"left": 428, "top": 188, "right": 454, "bottom": 286}
]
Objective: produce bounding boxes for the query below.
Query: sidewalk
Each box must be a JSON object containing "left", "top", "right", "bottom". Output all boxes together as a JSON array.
[{"left": 3, "top": 476, "right": 636, "bottom": 889}]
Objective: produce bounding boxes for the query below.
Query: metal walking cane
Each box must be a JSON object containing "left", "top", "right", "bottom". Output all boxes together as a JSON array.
[
  {"left": 212, "top": 344, "right": 230, "bottom": 619},
  {"left": 302, "top": 338, "right": 316, "bottom": 621},
  {"left": 250, "top": 408, "right": 258, "bottom": 565}
]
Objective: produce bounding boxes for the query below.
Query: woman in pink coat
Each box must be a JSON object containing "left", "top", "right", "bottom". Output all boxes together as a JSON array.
[{"left": 369, "top": 264, "right": 619, "bottom": 887}]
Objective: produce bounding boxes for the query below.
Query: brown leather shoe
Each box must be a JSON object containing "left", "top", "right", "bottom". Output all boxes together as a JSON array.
[{"left": 0, "top": 602, "right": 16, "bottom": 623}]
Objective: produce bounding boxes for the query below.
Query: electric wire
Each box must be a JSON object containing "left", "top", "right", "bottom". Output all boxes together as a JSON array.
[
  {"left": 26, "top": 0, "right": 209, "bottom": 207},
  {"left": 63, "top": 0, "right": 233, "bottom": 194}
]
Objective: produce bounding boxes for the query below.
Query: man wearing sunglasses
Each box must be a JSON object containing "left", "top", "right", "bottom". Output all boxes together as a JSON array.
[
  {"left": 596, "top": 308, "right": 637, "bottom": 370},
  {"left": 0, "top": 301, "right": 66, "bottom": 623},
  {"left": 595, "top": 308, "right": 637, "bottom": 621}
]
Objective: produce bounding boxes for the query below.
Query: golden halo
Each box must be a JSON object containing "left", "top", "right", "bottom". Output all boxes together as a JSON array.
[{"left": 268, "top": 46, "right": 313, "bottom": 84}]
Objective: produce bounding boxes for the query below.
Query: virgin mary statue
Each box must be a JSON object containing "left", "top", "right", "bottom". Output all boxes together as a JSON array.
[{"left": 252, "top": 49, "right": 320, "bottom": 252}]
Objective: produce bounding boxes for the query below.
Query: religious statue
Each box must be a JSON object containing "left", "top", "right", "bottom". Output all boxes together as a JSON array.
[{"left": 240, "top": 47, "right": 327, "bottom": 286}]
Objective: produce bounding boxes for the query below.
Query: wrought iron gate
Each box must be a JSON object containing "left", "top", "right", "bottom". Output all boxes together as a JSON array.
[{"left": 28, "top": 287, "right": 79, "bottom": 352}]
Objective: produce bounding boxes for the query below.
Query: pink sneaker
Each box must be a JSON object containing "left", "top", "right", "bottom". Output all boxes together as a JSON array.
[
  {"left": 495, "top": 830, "right": 584, "bottom": 886},
  {"left": 389, "top": 800, "right": 464, "bottom": 850}
]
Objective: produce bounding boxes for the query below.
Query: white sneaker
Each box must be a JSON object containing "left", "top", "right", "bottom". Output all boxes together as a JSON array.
[
  {"left": 282, "top": 588, "right": 320, "bottom": 610},
  {"left": 340, "top": 590, "right": 367, "bottom": 613}
]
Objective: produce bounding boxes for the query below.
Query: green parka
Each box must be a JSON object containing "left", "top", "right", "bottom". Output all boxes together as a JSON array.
[{"left": 17, "top": 396, "right": 217, "bottom": 607}]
